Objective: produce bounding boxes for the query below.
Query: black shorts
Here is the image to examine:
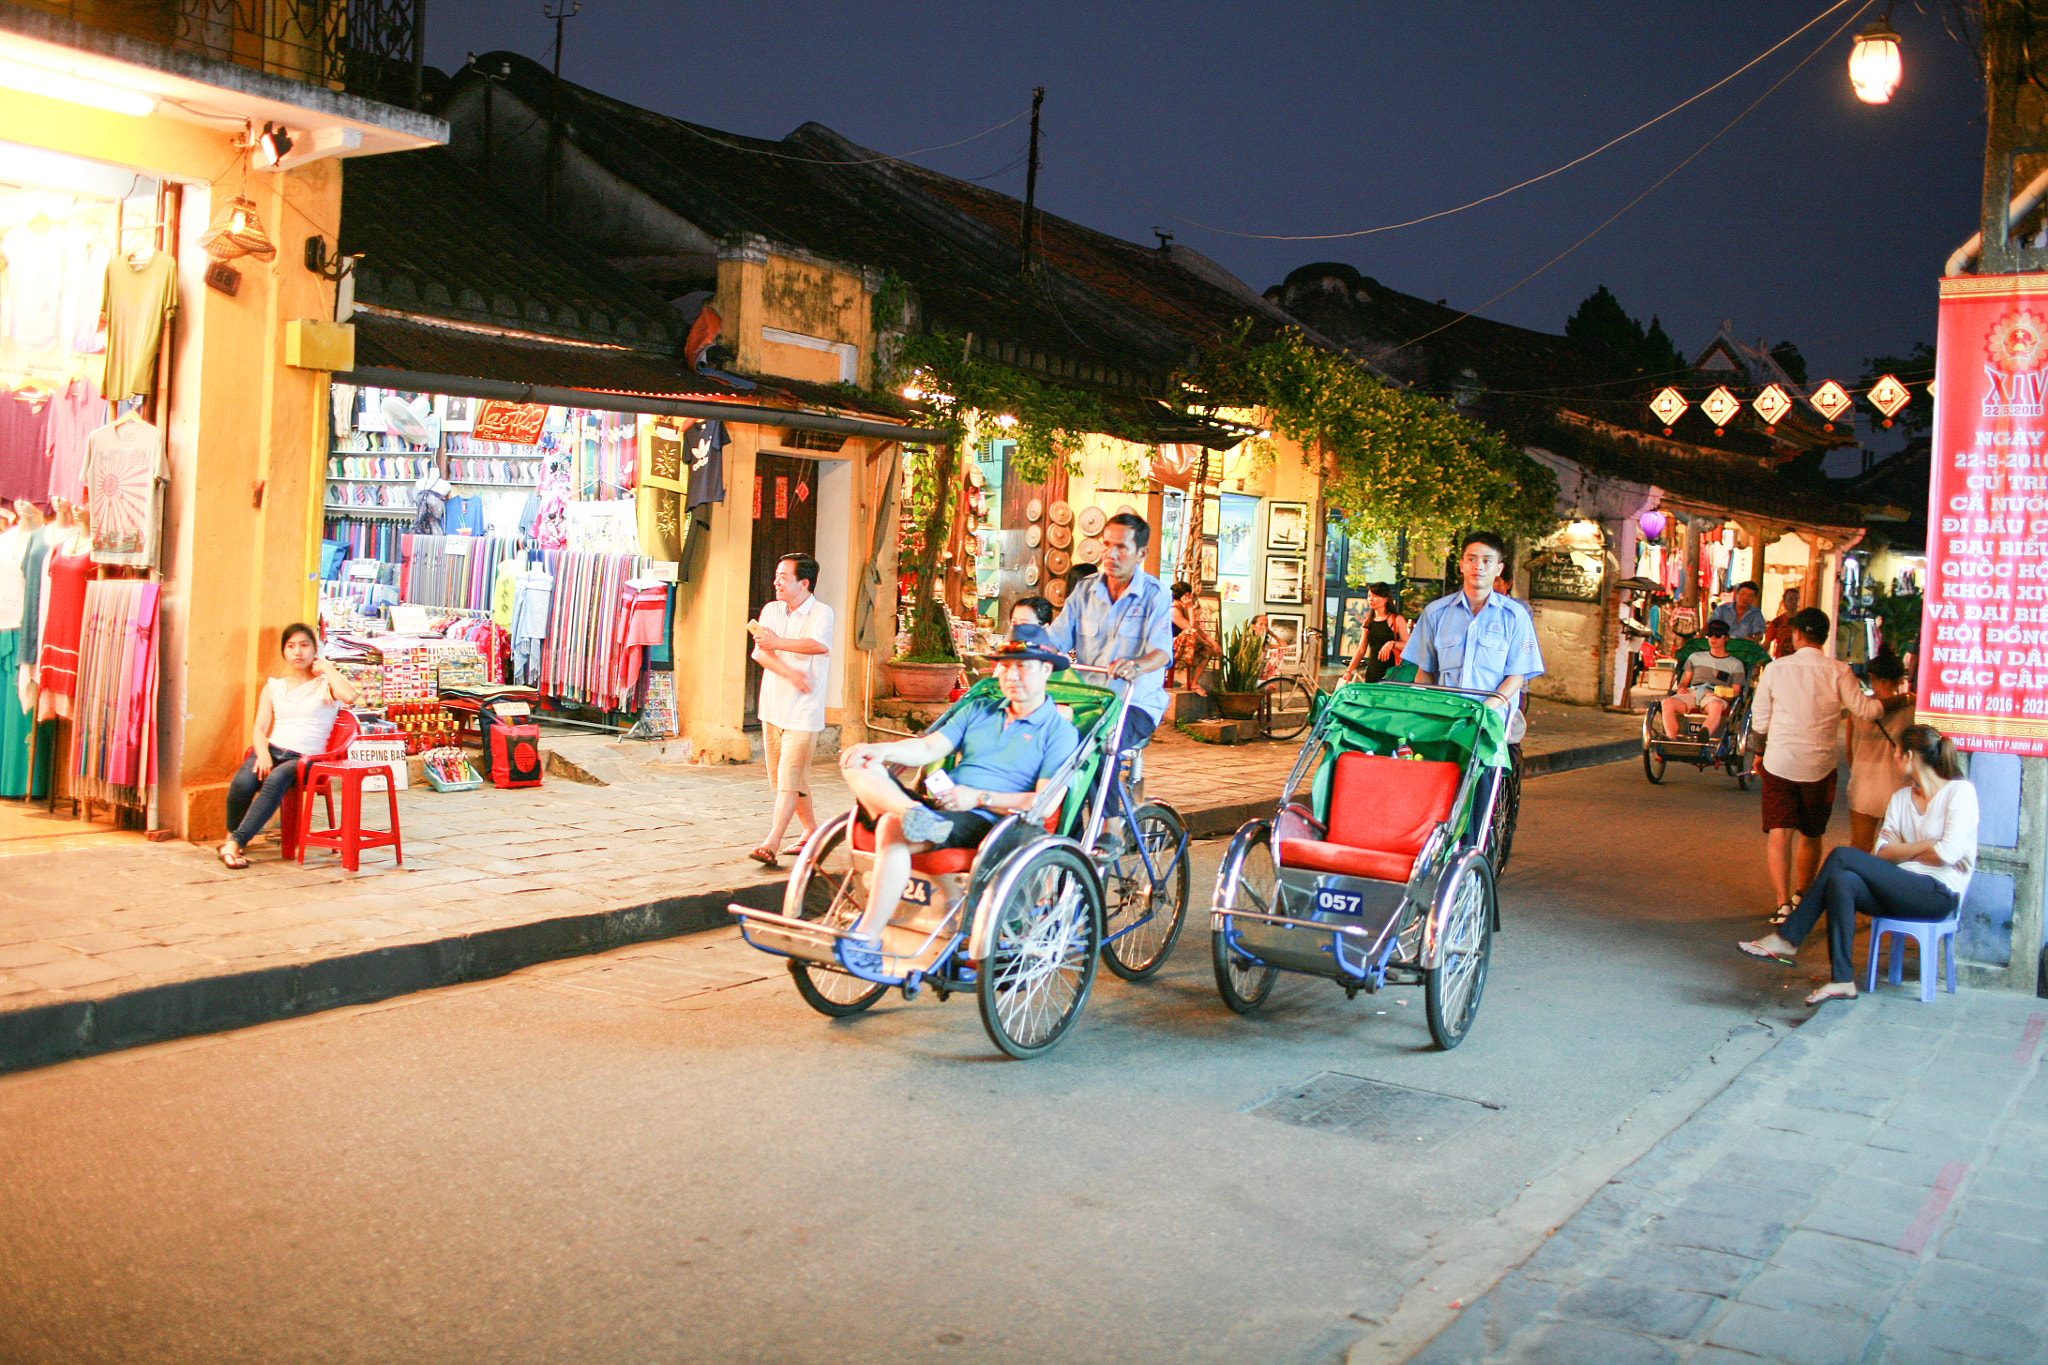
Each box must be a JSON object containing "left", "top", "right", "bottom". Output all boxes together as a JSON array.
[
  {"left": 1761, "top": 768, "right": 1837, "bottom": 837},
  {"left": 855, "top": 774, "right": 992, "bottom": 850}
]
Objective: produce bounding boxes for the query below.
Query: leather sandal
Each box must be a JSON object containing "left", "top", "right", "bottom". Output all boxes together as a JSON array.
[{"left": 746, "top": 844, "right": 778, "bottom": 868}]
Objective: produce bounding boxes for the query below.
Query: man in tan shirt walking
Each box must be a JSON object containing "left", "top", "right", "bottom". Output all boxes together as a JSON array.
[{"left": 1749, "top": 608, "right": 1884, "bottom": 923}]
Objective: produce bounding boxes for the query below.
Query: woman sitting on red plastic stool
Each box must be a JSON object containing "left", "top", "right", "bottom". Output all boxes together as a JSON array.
[
  {"left": 219, "top": 623, "right": 359, "bottom": 869},
  {"left": 1739, "top": 724, "right": 1976, "bottom": 1006}
]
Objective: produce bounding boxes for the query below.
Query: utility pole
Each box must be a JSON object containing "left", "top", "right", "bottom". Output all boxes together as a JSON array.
[
  {"left": 543, "top": 0, "right": 580, "bottom": 223},
  {"left": 1018, "top": 86, "right": 1044, "bottom": 273}
]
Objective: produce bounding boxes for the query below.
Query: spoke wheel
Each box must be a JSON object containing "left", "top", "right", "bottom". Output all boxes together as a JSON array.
[
  {"left": 977, "top": 845, "right": 1101, "bottom": 1058},
  {"left": 1212, "top": 825, "right": 1280, "bottom": 1013},
  {"left": 1643, "top": 742, "right": 1666, "bottom": 784},
  {"left": 1732, "top": 718, "right": 1754, "bottom": 790},
  {"left": 1486, "top": 759, "right": 1521, "bottom": 877},
  {"left": 785, "top": 822, "right": 888, "bottom": 1017},
  {"left": 1258, "top": 676, "right": 1314, "bottom": 741},
  {"left": 1425, "top": 852, "right": 1494, "bottom": 1050},
  {"left": 1101, "top": 803, "right": 1191, "bottom": 981}
]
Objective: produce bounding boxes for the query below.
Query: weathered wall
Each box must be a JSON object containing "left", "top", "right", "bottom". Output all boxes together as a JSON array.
[{"left": 1527, "top": 599, "right": 1603, "bottom": 705}]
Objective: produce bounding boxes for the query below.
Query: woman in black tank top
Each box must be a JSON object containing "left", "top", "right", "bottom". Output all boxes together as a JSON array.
[{"left": 1341, "top": 582, "right": 1409, "bottom": 684}]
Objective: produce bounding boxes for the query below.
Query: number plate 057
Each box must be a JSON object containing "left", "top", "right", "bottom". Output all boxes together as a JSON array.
[{"left": 1316, "top": 887, "right": 1363, "bottom": 917}]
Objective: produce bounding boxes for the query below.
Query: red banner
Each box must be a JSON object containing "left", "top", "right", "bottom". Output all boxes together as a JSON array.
[
  {"left": 472, "top": 400, "right": 549, "bottom": 445},
  {"left": 1921, "top": 274, "right": 2048, "bottom": 753}
]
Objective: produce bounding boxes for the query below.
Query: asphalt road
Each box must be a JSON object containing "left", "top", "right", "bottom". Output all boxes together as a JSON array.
[{"left": 0, "top": 759, "right": 1826, "bottom": 1365}]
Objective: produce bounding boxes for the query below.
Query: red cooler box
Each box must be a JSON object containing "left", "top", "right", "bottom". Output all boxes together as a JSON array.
[{"left": 490, "top": 724, "right": 544, "bottom": 789}]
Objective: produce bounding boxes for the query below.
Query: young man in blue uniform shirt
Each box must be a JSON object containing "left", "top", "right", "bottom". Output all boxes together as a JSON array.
[
  {"left": 1402, "top": 531, "right": 1545, "bottom": 740},
  {"left": 1044, "top": 512, "right": 1173, "bottom": 755}
]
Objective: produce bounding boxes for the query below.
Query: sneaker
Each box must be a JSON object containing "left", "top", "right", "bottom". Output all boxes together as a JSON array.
[{"left": 900, "top": 803, "right": 952, "bottom": 846}]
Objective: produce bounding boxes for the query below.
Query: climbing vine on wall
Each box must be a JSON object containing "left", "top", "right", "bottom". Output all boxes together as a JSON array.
[{"left": 890, "top": 332, "right": 1110, "bottom": 485}]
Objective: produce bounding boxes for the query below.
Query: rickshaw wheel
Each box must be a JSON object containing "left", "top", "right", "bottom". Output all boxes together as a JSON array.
[
  {"left": 1486, "top": 759, "right": 1521, "bottom": 876},
  {"left": 785, "top": 822, "right": 888, "bottom": 1017},
  {"left": 1257, "top": 676, "right": 1314, "bottom": 741},
  {"left": 1101, "top": 803, "right": 1191, "bottom": 981},
  {"left": 1212, "top": 825, "right": 1280, "bottom": 1013},
  {"left": 977, "top": 843, "right": 1102, "bottom": 1059},
  {"left": 1425, "top": 850, "right": 1494, "bottom": 1050},
  {"left": 1643, "top": 744, "right": 1666, "bottom": 784}
]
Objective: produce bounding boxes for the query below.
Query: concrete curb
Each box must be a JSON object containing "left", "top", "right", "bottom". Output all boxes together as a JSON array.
[{"left": 0, "top": 737, "right": 1639, "bottom": 1075}]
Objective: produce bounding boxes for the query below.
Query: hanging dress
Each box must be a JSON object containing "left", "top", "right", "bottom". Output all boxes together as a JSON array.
[{"left": 35, "top": 541, "right": 93, "bottom": 719}]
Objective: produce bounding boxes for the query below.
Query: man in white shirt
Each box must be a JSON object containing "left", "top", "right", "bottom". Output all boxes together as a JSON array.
[
  {"left": 747, "top": 553, "right": 833, "bottom": 867},
  {"left": 1749, "top": 607, "right": 1883, "bottom": 923}
]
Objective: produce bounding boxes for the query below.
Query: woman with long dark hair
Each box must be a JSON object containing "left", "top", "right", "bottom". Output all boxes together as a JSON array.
[
  {"left": 1340, "top": 582, "right": 1409, "bottom": 684},
  {"left": 218, "top": 623, "right": 358, "bottom": 869},
  {"left": 1739, "top": 724, "right": 1976, "bottom": 1006}
]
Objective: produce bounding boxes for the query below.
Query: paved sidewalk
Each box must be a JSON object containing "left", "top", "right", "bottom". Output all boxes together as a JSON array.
[
  {"left": 1387, "top": 988, "right": 2048, "bottom": 1365},
  {"left": 0, "top": 698, "right": 1642, "bottom": 1072}
]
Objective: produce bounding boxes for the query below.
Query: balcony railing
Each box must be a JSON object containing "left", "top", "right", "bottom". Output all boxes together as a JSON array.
[{"left": 10, "top": 0, "right": 425, "bottom": 105}]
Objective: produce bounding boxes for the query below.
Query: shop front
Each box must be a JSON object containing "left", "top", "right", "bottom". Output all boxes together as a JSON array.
[{"left": 0, "top": 10, "right": 441, "bottom": 839}]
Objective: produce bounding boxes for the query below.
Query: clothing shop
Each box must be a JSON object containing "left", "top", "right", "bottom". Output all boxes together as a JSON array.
[{"left": 0, "top": 18, "right": 441, "bottom": 840}]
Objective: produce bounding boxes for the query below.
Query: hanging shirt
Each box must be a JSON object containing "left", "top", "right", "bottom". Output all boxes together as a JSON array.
[
  {"left": 82, "top": 418, "right": 169, "bottom": 568},
  {"left": 44, "top": 377, "right": 105, "bottom": 505},
  {"left": 60, "top": 233, "right": 108, "bottom": 354},
  {"left": 684, "top": 419, "right": 728, "bottom": 508},
  {"left": 492, "top": 556, "right": 519, "bottom": 632},
  {"left": 102, "top": 251, "right": 178, "bottom": 401},
  {"left": 0, "top": 523, "right": 25, "bottom": 631},
  {"left": 638, "top": 423, "right": 686, "bottom": 562},
  {"left": 480, "top": 491, "right": 526, "bottom": 539},
  {"left": 0, "top": 388, "right": 52, "bottom": 505},
  {"left": 510, "top": 568, "right": 553, "bottom": 642},
  {"left": 1, "top": 223, "right": 66, "bottom": 350}
]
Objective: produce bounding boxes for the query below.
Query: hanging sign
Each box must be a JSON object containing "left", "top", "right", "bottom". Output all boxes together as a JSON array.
[
  {"left": 1810, "top": 380, "right": 1853, "bottom": 423},
  {"left": 472, "top": 400, "right": 550, "bottom": 445},
  {"left": 1648, "top": 387, "right": 1688, "bottom": 427},
  {"left": 1919, "top": 274, "right": 2048, "bottom": 754},
  {"left": 1752, "top": 384, "right": 1791, "bottom": 426}
]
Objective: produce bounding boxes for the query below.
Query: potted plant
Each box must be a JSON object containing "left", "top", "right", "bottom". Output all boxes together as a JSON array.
[
  {"left": 1213, "top": 620, "right": 1266, "bottom": 720},
  {"left": 880, "top": 443, "right": 966, "bottom": 701}
]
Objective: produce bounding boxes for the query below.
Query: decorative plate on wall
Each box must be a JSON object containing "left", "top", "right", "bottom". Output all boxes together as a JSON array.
[
  {"left": 1048, "top": 500, "right": 1073, "bottom": 526},
  {"left": 1023, "top": 560, "right": 1040, "bottom": 586},
  {"left": 1046, "top": 577, "right": 1068, "bottom": 607},
  {"left": 1076, "top": 505, "right": 1106, "bottom": 537},
  {"left": 1076, "top": 537, "right": 1102, "bottom": 562},
  {"left": 1026, "top": 524, "right": 1042, "bottom": 548},
  {"left": 1046, "top": 547, "right": 1072, "bottom": 576},
  {"left": 1047, "top": 521, "right": 1073, "bottom": 549},
  {"left": 1025, "top": 497, "right": 1044, "bottom": 523}
]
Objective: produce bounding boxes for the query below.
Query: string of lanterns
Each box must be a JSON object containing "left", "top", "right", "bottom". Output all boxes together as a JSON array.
[{"left": 1647, "top": 374, "right": 1918, "bottom": 438}]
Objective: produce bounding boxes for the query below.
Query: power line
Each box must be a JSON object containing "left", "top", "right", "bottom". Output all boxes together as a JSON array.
[{"left": 1154, "top": 0, "right": 1871, "bottom": 242}]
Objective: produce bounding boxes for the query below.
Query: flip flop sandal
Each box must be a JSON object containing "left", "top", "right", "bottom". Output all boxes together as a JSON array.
[
  {"left": 1768, "top": 902, "right": 1794, "bottom": 925},
  {"left": 1736, "top": 940, "right": 1795, "bottom": 965},
  {"left": 781, "top": 838, "right": 809, "bottom": 856},
  {"left": 746, "top": 845, "right": 778, "bottom": 868},
  {"left": 1805, "top": 983, "right": 1858, "bottom": 1006},
  {"left": 219, "top": 843, "right": 249, "bottom": 870}
]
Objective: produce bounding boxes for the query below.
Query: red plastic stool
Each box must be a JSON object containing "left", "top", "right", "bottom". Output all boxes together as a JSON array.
[{"left": 296, "top": 759, "right": 404, "bottom": 872}]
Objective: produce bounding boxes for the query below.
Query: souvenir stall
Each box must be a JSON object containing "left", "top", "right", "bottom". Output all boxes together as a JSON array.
[
  {"left": 318, "top": 388, "right": 679, "bottom": 752},
  {"left": 0, "top": 155, "right": 176, "bottom": 830}
]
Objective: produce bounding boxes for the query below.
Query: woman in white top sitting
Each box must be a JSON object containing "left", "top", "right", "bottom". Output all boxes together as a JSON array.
[
  {"left": 1740, "top": 724, "right": 1976, "bottom": 1005},
  {"left": 219, "top": 623, "right": 358, "bottom": 869}
]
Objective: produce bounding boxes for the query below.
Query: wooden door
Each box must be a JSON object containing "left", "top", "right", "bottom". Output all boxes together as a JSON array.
[{"left": 744, "top": 451, "right": 822, "bottom": 727}]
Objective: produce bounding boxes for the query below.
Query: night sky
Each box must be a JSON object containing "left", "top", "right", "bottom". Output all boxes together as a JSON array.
[{"left": 423, "top": 1, "right": 1983, "bottom": 425}]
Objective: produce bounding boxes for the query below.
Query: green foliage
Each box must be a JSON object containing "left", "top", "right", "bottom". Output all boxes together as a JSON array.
[
  {"left": 898, "top": 442, "right": 961, "bottom": 662},
  {"left": 1869, "top": 585, "right": 1923, "bottom": 650},
  {"left": 1857, "top": 342, "right": 1936, "bottom": 437},
  {"left": 1566, "top": 286, "right": 1685, "bottom": 380},
  {"left": 1220, "top": 621, "right": 1266, "bottom": 693},
  {"left": 1188, "top": 326, "right": 1558, "bottom": 547},
  {"left": 1769, "top": 341, "right": 1809, "bottom": 386},
  {"left": 889, "top": 332, "right": 1109, "bottom": 486}
]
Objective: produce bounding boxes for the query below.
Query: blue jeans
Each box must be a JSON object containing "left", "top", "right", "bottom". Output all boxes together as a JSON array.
[
  {"left": 226, "top": 744, "right": 305, "bottom": 847},
  {"left": 1779, "top": 845, "right": 1958, "bottom": 983}
]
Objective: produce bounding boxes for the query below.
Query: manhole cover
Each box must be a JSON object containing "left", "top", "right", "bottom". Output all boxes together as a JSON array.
[{"left": 1249, "top": 1071, "right": 1500, "bottom": 1144}]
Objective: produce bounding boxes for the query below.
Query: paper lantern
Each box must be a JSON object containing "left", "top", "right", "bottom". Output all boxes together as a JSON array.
[{"left": 1637, "top": 509, "right": 1666, "bottom": 541}]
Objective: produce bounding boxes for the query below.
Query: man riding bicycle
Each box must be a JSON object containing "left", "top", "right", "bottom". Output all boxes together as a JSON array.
[{"left": 1045, "top": 511, "right": 1173, "bottom": 759}]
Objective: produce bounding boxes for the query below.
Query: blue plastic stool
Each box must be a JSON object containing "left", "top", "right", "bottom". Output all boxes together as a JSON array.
[{"left": 1866, "top": 912, "right": 1960, "bottom": 1002}]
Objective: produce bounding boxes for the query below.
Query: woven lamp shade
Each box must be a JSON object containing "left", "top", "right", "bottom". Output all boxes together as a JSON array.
[{"left": 199, "top": 196, "right": 276, "bottom": 262}]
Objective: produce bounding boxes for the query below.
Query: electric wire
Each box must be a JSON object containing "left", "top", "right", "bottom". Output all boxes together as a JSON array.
[
  {"left": 1380, "top": 0, "right": 1870, "bottom": 359},
  {"left": 1155, "top": 0, "right": 1871, "bottom": 242}
]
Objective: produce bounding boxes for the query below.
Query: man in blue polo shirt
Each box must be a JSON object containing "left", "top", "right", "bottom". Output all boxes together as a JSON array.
[
  {"left": 1046, "top": 511, "right": 1173, "bottom": 755},
  {"left": 1402, "top": 531, "right": 1545, "bottom": 740},
  {"left": 835, "top": 623, "right": 1080, "bottom": 968}
]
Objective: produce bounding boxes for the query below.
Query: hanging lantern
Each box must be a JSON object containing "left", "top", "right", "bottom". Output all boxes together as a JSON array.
[
  {"left": 1648, "top": 387, "right": 1688, "bottom": 435},
  {"left": 1810, "top": 380, "right": 1852, "bottom": 428},
  {"left": 199, "top": 195, "right": 276, "bottom": 262},
  {"left": 1637, "top": 509, "right": 1666, "bottom": 541},
  {"left": 1868, "top": 373, "right": 1911, "bottom": 428},
  {"left": 1849, "top": 7, "right": 1902, "bottom": 105}
]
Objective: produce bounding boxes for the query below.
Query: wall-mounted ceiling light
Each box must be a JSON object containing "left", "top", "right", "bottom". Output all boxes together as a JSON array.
[
  {"left": 253, "top": 122, "right": 294, "bottom": 169},
  {"left": 0, "top": 56, "right": 155, "bottom": 117}
]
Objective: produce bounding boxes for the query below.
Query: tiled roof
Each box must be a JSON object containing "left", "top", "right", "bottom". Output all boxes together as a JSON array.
[
  {"left": 441, "top": 54, "right": 1308, "bottom": 400},
  {"left": 340, "top": 147, "right": 680, "bottom": 352}
]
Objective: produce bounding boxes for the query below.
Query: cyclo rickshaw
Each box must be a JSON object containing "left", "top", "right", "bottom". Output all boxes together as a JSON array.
[
  {"left": 1641, "top": 635, "right": 1770, "bottom": 789},
  {"left": 1209, "top": 681, "right": 1516, "bottom": 1050},
  {"left": 730, "top": 665, "right": 1190, "bottom": 1059}
]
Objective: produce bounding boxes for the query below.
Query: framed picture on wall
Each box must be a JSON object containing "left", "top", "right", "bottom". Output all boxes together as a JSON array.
[
  {"left": 1196, "top": 591, "right": 1222, "bottom": 641},
  {"left": 1201, "top": 492, "right": 1221, "bottom": 538},
  {"left": 1266, "top": 612, "right": 1304, "bottom": 665},
  {"left": 1199, "top": 538, "right": 1219, "bottom": 584},
  {"left": 436, "top": 394, "right": 477, "bottom": 432},
  {"left": 1267, "top": 500, "right": 1309, "bottom": 552},
  {"left": 1265, "top": 555, "right": 1306, "bottom": 604}
]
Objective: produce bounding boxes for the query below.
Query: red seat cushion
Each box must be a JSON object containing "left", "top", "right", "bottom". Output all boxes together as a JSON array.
[
  {"left": 1276, "top": 752, "right": 1460, "bottom": 884},
  {"left": 849, "top": 819, "right": 978, "bottom": 875}
]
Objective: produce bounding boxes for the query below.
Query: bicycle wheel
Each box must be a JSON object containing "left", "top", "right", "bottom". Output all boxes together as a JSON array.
[
  {"left": 1212, "top": 824, "right": 1280, "bottom": 1013},
  {"left": 785, "top": 822, "right": 888, "bottom": 1017},
  {"left": 1643, "top": 715, "right": 1666, "bottom": 784},
  {"left": 977, "top": 843, "right": 1102, "bottom": 1059},
  {"left": 1425, "top": 850, "right": 1494, "bottom": 1050},
  {"left": 1101, "top": 802, "right": 1190, "bottom": 981},
  {"left": 1731, "top": 716, "right": 1754, "bottom": 790},
  {"left": 1486, "top": 759, "right": 1520, "bottom": 877},
  {"left": 1258, "top": 675, "right": 1314, "bottom": 741}
]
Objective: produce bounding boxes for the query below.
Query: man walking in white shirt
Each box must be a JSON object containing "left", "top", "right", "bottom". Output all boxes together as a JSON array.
[
  {"left": 1749, "top": 607, "right": 1883, "bottom": 924},
  {"left": 747, "top": 553, "right": 833, "bottom": 868}
]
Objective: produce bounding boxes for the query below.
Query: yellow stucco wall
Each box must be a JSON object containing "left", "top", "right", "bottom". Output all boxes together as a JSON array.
[{"left": 0, "top": 89, "right": 341, "bottom": 837}]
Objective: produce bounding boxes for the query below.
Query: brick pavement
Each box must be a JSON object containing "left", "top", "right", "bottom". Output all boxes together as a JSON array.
[
  {"left": 0, "top": 697, "right": 1641, "bottom": 1071},
  {"left": 1387, "top": 989, "right": 2048, "bottom": 1365}
]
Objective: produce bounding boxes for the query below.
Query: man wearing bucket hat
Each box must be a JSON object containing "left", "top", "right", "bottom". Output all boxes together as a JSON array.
[{"left": 836, "top": 623, "right": 1081, "bottom": 968}]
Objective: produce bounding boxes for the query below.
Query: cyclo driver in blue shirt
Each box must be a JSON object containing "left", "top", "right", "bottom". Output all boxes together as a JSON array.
[
  {"left": 1045, "top": 510, "right": 1174, "bottom": 779},
  {"left": 1401, "top": 530, "right": 1546, "bottom": 747}
]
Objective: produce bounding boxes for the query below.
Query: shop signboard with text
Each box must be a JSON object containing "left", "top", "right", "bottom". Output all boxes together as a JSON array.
[{"left": 1921, "top": 274, "right": 2048, "bottom": 754}]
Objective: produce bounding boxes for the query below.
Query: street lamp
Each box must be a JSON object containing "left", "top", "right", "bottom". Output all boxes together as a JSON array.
[{"left": 1849, "top": 4, "right": 1903, "bottom": 104}]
